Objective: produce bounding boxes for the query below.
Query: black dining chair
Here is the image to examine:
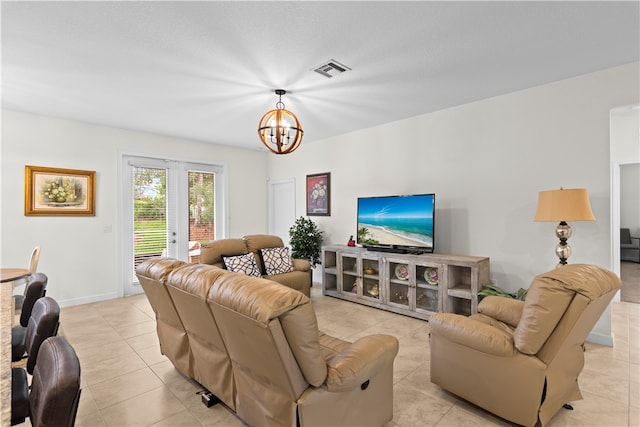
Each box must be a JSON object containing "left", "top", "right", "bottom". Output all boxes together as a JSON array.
[
  {"left": 11, "top": 297, "right": 61, "bottom": 425},
  {"left": 14, "top": 246, "right": 42, "bottom": 311},
  {"left": 11, "top": 336, "right": 82, "bottom": 427},
  {"left": 11, "top": 274, "right": 49, "bottom": 361},
  {"left": 14, "top": 273, "right": 48, "bottom": 326}
]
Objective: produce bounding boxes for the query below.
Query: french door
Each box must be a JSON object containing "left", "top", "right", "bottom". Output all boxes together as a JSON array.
[{"left": 121, "top": 155, "right": 226, "bottom": 296}]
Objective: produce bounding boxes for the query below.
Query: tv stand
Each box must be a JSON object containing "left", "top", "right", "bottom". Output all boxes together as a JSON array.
[{"left": 322, "top": 245, "right": 490, "bottom": 320}]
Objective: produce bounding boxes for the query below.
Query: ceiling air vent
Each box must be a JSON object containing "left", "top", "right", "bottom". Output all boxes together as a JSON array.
[{"left": 313, "top": 60, "right": 351, "bottom": 78}]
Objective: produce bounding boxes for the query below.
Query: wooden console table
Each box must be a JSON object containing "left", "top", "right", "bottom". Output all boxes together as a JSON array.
[{"left": 322, "top": 246, "right": 489, "bottom": 320}]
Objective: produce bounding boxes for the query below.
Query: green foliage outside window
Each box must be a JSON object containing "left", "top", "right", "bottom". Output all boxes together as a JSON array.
[{"left": 133, "top": 169, "right": 214, "bottom": 255}]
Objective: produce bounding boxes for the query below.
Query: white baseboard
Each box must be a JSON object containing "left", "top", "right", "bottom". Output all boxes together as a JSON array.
[
  {"left": 57, "top": 292, "right": 119, "bottom": 308},
  {"left": 586, "top": 331, "right": 614, "bottom": 347}
]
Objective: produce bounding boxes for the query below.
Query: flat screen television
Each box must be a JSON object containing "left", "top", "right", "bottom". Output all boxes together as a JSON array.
[{"left": 357, "top": 193, "right": 435, "bottom": 254}]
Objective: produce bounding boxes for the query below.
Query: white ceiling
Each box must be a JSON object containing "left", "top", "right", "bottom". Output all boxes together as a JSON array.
[{"left": 2, "top": 1, "right": 639, "bottom": 151}]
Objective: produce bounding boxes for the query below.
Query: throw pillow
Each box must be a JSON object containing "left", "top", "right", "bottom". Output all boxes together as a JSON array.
[
  {"left": 222, "top": 253, "right": 261, "bottom": 277},
  {"left": 260, "top": 247, "right": 295, "bottom": 275}
]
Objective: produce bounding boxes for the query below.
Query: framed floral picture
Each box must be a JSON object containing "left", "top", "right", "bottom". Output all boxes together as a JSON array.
[
  {"left": 25, "top": 165, "right": 96, "bottom": 216},
  {"left": 306, "top": 172, "right": 330, "bottom": 216}
]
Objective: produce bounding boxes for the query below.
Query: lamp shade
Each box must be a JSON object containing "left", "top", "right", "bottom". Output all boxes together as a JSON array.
[{"left": 534, "top": 188, "right": 596, "bottom": 222}]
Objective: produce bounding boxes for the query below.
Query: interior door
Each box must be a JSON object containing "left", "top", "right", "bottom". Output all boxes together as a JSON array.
[
  {"left": 269, "top": 179, "right": 295, "bottom": 247},
  {"left": 121, "top": 156, "right": 224, "bottom": 296}
]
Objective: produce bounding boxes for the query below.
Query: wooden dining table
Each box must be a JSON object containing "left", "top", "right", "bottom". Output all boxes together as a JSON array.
[{"left": 1, "top": 268, "right": 30, "bottom": 427}]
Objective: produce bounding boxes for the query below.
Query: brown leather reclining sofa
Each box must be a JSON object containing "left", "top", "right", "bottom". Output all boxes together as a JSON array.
[
  {"left": 136, "top": 258, "right": 399, "bottom": 427},
  {"left": 200, "top": 234, "right": 311, "bottom": 297}
]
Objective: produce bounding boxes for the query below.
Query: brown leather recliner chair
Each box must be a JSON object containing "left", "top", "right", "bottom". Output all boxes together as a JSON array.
[
  {"left": 429, "top": 264, "right": 621, "bottom": 427},
  {"left": 135, "top": 258, "right": 193, "bottom": 378},
  {"left": 165, "top": 263, "right": 237, "bottom": 411}
]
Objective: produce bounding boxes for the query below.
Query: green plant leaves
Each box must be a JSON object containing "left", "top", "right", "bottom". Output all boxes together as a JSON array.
[
  {"left": 289, "top": 216, "right": 324, "bottom": 268},
  {"left": 478, "top": 283, "right": 528, "bottom": 301}
]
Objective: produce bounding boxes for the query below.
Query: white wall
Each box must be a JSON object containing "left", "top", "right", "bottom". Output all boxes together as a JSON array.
[
  {"left": 268, "top": 62, "right": 639, "bottom": 344},
  {"left": 1, "top": 110, "right": 269, "bottom": 306}
]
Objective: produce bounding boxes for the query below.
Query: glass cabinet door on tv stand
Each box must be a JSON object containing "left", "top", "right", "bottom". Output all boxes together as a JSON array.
[
  {"left": 386, "top": 256, "right": 441, "bottom": 318},
  {"left": 414, "top": 261, "right": 441, "bottom": 314},
  {"left": 321, "top": 247, "right": 384, "bottom": 307},
  {"left": 342, "top": 252, "right": 383, "bottom": 303}
]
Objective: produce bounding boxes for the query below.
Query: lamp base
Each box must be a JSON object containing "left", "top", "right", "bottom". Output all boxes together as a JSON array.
[{"left": 554, "top": 221, "right": 572, "bottom": 267}]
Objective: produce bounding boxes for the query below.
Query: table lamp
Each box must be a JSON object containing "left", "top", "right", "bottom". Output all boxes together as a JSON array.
[{"left": 534, "top": 188, "right": 596, "bottom": 267}]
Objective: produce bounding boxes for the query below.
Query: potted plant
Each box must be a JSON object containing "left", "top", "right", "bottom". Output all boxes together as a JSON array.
[
  {"left": 478, "top": 283, "right": 528, "bottom": 301},
  {"left": 289, "top": 216, "right": 324, "bottom": 275}
]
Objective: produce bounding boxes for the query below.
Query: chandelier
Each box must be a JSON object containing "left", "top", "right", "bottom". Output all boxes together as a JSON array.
[{"left": 258, "top": 89, "right": 303, "bottom": 155}]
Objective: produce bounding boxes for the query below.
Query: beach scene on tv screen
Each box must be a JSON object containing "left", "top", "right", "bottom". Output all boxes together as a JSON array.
[{"left": 357, "top": 195, "right": 434, "bottom": 247}]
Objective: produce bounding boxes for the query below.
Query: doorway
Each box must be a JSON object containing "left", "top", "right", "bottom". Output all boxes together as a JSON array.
[
  {"left": 269, "top": 179, "right": 296, "bottom": 246},
  {"left": 619, "top": 163, "right": 640, "bottom": 303},
  {"left": 610, "top": 104, "right": 640, "bottom": 304},
  {"left": 120, "top": 155, "right": 226, "bottom": 296}
]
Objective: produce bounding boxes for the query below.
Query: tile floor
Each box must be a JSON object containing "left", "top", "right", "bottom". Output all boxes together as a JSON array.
[{"left": 39, "top": 286, "right": 640, "bottom": 426}]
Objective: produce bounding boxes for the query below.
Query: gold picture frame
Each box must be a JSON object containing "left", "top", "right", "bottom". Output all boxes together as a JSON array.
[{"left": 25, "top": 165, "right": 96, "bottom": 216}]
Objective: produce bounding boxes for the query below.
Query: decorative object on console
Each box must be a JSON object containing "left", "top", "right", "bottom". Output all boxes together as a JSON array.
[
  {"left": 306, "top": 172, "right": 331, "bottom": 216},
  {"left": 289, "top": 216, "right": 324, "bottom": 268},
  {"left": 394, "top": 264, "right": 409, "bottom": 280},
  {"left": 347, "top": 235, "right": 356, "bottom": 247},
  {"left": 367, "top": 283, "right": 380, "bottom": 297},
  {"left": 351, "top": 278, "right": 360, "bottom": 293},
  {"left": 257, "top": 89, "right": 303, "bottom": 154},
  {"left": 260, "top": 247, "right": 295, "bottom": 275},
  {"left": 222, "top": 253, "right": 261, "bottom": 277},
  {"left": 534, "top": 187, "right": 595, "bottom": 266},
  {"left": 364, "top": 266, "right": 376, "bottom": 275},
  {"left": 424, "top": 267, "right": 438, "bottom": 285},
  {"left": 392, "top": 290, "right": 406, "bottom": 303}
]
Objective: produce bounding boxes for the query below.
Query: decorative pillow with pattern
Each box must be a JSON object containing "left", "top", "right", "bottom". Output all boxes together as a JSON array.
[
  {"left": 222, "top": 253, "right": 261, "bottom": 277},
  {"left": 260, "top": 247, "right": 295, "bottom": 275}
]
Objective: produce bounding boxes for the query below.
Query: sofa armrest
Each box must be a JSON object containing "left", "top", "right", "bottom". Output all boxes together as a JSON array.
[
  {"left": 429, "top": 313, "right": 516, "bottom": 357},
  {"left": 477, "top": 296, "right": 524, "bottom": 328},
  {"left": 292, "top": 258, "right": 311, "bottom": 272},
  {"left": 325, "top": 334, "right": 399, "bottom": 392}
]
